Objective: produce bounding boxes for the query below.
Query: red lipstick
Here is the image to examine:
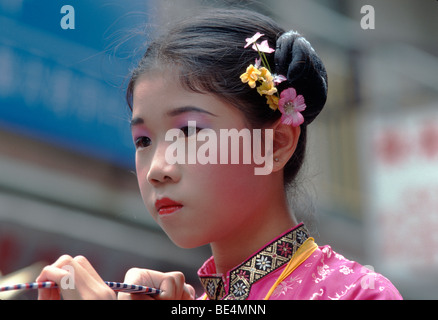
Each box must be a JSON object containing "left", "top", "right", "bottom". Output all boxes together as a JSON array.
[{"left": 155, "top": 198, "right": 183, "bottom": 215}]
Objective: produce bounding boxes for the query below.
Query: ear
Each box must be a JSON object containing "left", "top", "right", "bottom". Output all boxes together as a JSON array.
[{"left": 271, "top": 119, "right": 301, "bottom": 173}]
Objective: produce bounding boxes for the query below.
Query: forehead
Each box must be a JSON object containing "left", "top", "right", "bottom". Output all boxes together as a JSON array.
[
  {"left": 131, "top": 72, "right": 185, "bottom": 117},
  {"left": 132, "top": 72, "right": 175, "bottom": 102},
  {"left": 131, "top": 72, "right": 245, "bottom": 124}
]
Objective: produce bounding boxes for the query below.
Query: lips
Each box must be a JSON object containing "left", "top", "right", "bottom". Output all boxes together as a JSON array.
[{"left": 155, "top": 197, "right": 183, "bottom": 215}]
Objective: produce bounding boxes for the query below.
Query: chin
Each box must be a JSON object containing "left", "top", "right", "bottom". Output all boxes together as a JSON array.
[{"left": 166, "top": 232, "right": 210, "bottom": 249}]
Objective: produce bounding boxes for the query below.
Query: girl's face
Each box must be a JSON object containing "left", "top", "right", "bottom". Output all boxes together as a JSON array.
[{"left": 131, "top": 72, "right": 273, "bottom": 248}]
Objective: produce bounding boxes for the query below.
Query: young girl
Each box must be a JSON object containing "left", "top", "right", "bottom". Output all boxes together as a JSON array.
[{"left": 36, "top": 8, "right": 402, "bottom": 300}]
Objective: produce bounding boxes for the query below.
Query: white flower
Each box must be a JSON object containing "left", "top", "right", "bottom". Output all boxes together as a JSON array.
[
  {"left": 244, "top": 32, "right": 264, "bottom": 48},
  {"left": 233, "top": 282, "right": 247, "bottom": 297},
  {"left": 255, "top": 256, "right": 271, "bottom": 271},
  {"left": 339, "top": 265, "right": 354, "bottom": 275}
]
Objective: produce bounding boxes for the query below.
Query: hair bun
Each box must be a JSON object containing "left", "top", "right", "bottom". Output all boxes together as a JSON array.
[{"left": 274, "top": 31, "right": 328, "bottom": 125}]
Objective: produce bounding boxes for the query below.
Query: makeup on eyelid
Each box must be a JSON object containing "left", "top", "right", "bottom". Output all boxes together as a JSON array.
[
  {"left": 171, "top": 113, "right": 212, "bottom": 133},
  {"left": 131, "top": 112, "right": 212, "bottom": 143},
  {"left": 131, "top": 127, "right": 151, "bottom": 146}
]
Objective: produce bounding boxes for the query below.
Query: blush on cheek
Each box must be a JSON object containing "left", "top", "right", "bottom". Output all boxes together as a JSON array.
[{"left": 200, "top": 162, "right": 256, "bottom": 201}]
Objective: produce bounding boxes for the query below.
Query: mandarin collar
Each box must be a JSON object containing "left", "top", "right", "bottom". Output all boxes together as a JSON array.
[{"left": 198, "top": 223, "right": 310, "bottom": 300}]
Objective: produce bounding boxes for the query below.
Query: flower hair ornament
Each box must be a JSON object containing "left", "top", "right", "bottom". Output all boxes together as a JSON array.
[{"left": 240, "top": 32, "right": 307, "bottom": 127}]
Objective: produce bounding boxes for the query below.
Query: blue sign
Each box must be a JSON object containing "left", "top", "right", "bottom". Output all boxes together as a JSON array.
[{"left": 0, "top": 1, "right": 151, "bottom": 168}]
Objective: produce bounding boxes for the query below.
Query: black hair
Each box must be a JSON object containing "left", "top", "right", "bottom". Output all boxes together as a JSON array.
[{"left": 126, "top": 8, "right": 328, "bottom": 187}]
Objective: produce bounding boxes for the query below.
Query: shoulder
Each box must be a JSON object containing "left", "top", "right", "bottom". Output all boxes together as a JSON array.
[
  {"left": 271, "top": 245, "right": 403, "bottom": 300},
  {"left": 312, "top": 245, "right": 402, "bottom": 300}
]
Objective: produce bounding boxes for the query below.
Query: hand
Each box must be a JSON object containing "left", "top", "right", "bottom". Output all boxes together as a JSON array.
[
  {"left": 36, "top": 255, "right": 116, "bottom": 300},
  {"left": 118, "top": 268, "right": 195, "bottom": 300}
]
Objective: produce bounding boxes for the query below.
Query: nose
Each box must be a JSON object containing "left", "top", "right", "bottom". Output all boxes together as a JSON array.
[{"left": 147, "top": 143, "right": 181, "bottom": 185}]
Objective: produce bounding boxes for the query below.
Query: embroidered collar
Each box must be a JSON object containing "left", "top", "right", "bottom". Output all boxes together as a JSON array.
[{"left": 198, "top": 223, "right": 310, "bottom": 300}]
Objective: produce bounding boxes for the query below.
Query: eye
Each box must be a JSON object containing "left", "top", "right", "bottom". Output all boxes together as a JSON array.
[
  {"left": 134, "top": 136, "right": 152, "bottom": 149},
  {"left": 180, "top": 125, "right": 202, "bottom": 137}
]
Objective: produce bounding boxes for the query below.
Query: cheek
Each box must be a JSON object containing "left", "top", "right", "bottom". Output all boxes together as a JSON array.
[
  {"left": 193, "top": 162, "right": 259, "bottom": 209},
  {"left": 135, "top": 153, "right": 144, "bottom": 184},
  {"left": 135, "top": 153, "right": 152, "bottom": 201},
  {"left": 185, "top": 162, "right": 267, "bottom": 243},
  {"left": 192, "top": 134, "right": 265, "bottom": 201}
]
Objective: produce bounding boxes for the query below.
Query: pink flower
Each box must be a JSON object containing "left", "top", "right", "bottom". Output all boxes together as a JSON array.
[
  {"left": 273, "top": 74, "right": 287, "bottom": 85},
  {"left": 278, "top": 88, "right": 306, "bottom": 127},
  {"left": 252, "top": 40, "right": 275, "bottom": 53},
  {"left": 254, "top": 57, "right": 261, "bottom": 68},
  {"left": 244, "top": 32, "right": 264, "bottom": 48}
]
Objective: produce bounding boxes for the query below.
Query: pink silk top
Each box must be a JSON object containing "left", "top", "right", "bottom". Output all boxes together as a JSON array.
[{"left": 197, "top": 223, "right": 402, "bottom": 300}]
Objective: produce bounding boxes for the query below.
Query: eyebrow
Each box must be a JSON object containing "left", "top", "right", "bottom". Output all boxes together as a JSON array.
[
  {"left": 130, "top": 117, "right": 144, "bottom": 128},
  {"left": 130, "top": 106, "right": 217, "bottom": 128},
  {"left": 166, "top": 106, "right": 217, "bottom": 118}
]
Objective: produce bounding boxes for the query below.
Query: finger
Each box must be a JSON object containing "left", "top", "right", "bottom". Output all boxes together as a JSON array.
[
  {"left": 122, "top": 268, "right": 145, "bottom": 284},
  {"left": 36, "top": 255, "right": 75, "bottom": 300},
  {"left": 73, "top": 255, "right": 104, "bottom": 283},
  {"left": 181, "top": 284, "right": 196, "bottom": 300},
  {"left": 49, "top": 254, "right": 74, "bottom": 268},
  {"left": 158, "top": 272, "right": 186, "bottom": 300},
  {"left": 118, "top": 269, "right": 192, "bottom": 300},
  {"left": 65, "top": 256, "right": 115, "bottom": 300},
  {"left": 118, "top": 268, "right": 156, "bottom": 300},
  {"left": 37, "top": 255, "right": 115, "bottom": 300},
  {"left": 36, "top": 265, "right": 69, "bottom": 300}
]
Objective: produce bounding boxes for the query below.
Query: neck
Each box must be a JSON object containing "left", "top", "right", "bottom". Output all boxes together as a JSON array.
[{"left": 209, "top": 195, "right": 297, "bottom": 275}]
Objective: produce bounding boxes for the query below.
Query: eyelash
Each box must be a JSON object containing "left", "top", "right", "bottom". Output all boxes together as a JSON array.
[
  {"left": 180, "top": 125, "right": 202, "bottom": 137},
  {"left": 135, "top": 136, "right": 151, "bottom": 149},
  {"left": 134, "top": 126, "right": 203, "bottom": 150}
]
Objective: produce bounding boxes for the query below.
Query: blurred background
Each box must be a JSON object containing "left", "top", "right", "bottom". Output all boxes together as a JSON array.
[{"left": 0, "top": 0, "right": 436, "bottom": 300}]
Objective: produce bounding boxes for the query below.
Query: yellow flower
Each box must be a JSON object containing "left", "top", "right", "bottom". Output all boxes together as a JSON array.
[
  {"left": 265, "top": 94, "right": 279, "bottom": 110},
  {"left": 240, "top": 64, "right": 261, "bottom": 88},
  {"left": 259, "top": 67, "right": 273, "bottom": 83},
  {"left": 257, "top": 80, "right": 277, "bottom": 96}
]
